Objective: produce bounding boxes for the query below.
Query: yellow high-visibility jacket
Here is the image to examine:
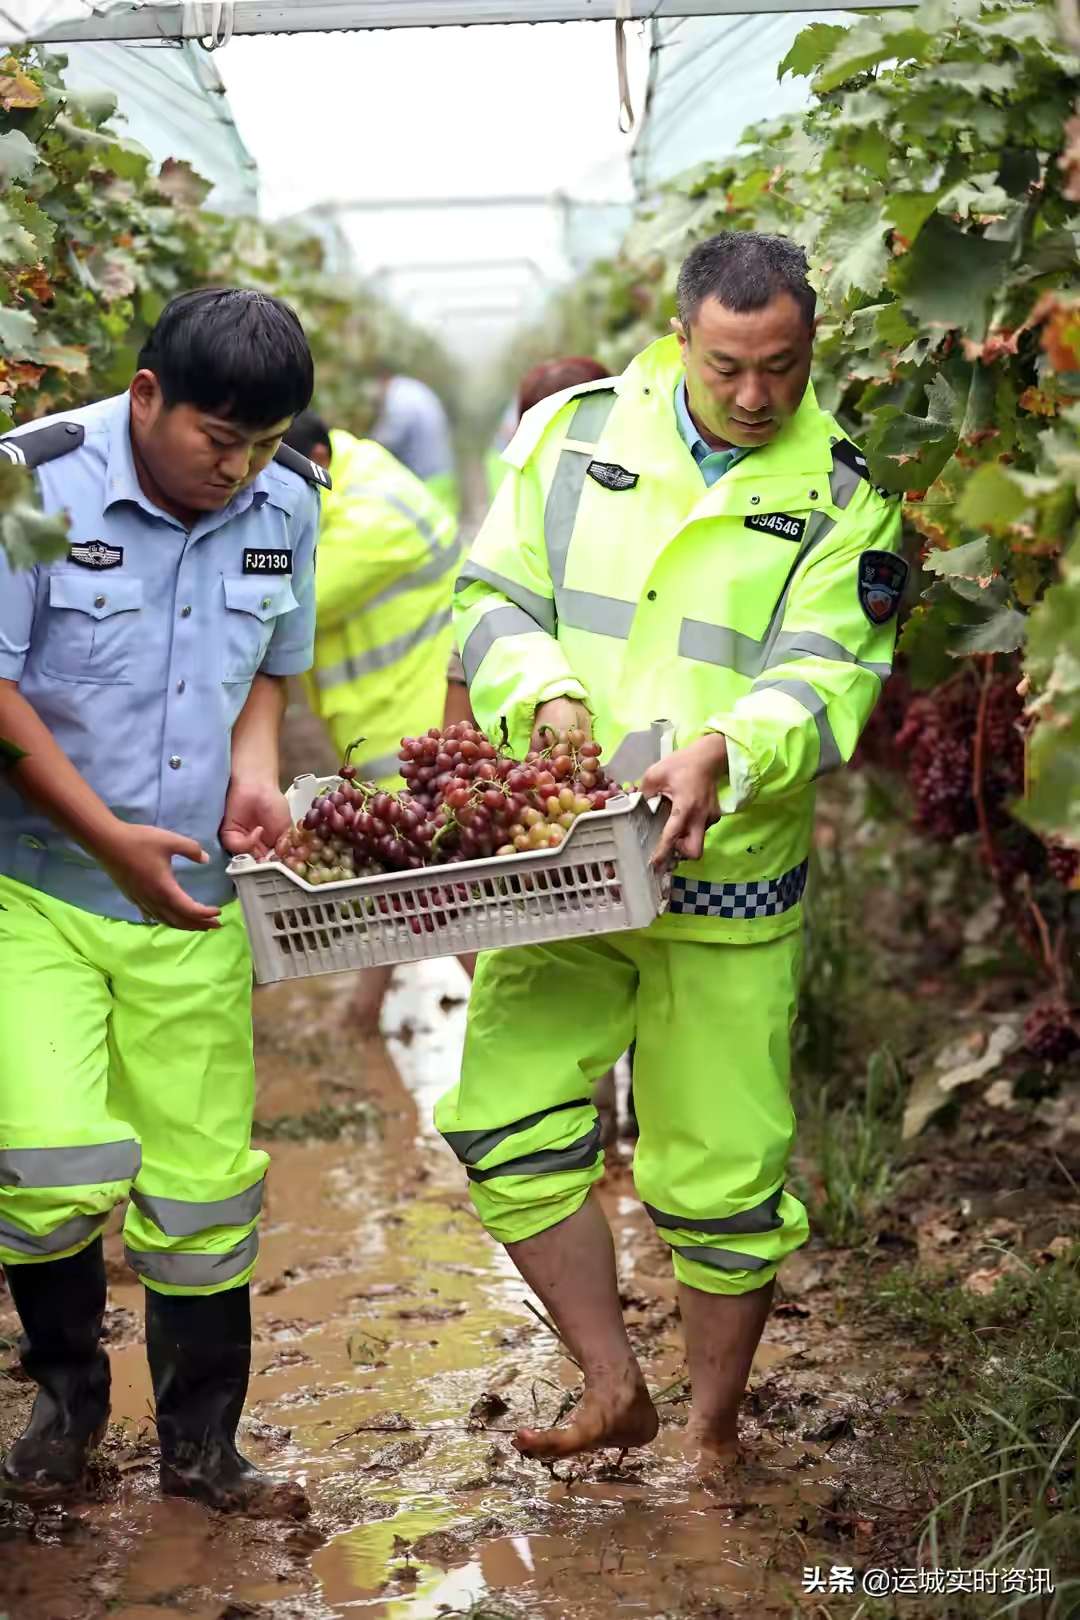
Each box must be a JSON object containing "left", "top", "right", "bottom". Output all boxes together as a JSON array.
[
  {"left": 455, "top": 335, "right": 905, "bottom": 943},
  {"left": 305, "top": 430, "right": 459, "bottom": 785}
]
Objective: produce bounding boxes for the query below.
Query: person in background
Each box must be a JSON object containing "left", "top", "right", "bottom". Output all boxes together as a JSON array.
[
  {"left": 370, "top": 368, "right": 458, "bottom": 518},
  {"left": 0, "top": 288, "right": 323, "bottom": 1515},
  {"left": 485, "top": 357, "right": 610, "bottom": 505},
  {"left": 283, "top": 410, "right": 462, "bottom": 1033}
]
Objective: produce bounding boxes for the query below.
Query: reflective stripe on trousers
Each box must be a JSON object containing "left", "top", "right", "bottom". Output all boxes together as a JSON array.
[
  {"left": 0, "top": 1140, "right": 141, "bottom": 1188},
  {"left": 442, "top": 1097, "right": 602, "bottom": 1183},
  {"left": 129, "top": 1176, "right": 264, "bottom": 1238},
  {"left": 125, "top": 1228, "right": 259, "bottom": 1289}
]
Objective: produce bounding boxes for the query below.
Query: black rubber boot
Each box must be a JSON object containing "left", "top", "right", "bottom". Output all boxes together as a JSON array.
[
  {"left": 0, "top": 1239, "right": 111, "bottom": 1503},
  {"left": 145, "top": 1284, "right": 308, "bottom": 1519}
]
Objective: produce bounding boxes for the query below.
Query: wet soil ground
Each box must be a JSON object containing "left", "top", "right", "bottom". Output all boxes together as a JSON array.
[{"left": 2, "top": 958, "right": 1078, "bottom": 1620}]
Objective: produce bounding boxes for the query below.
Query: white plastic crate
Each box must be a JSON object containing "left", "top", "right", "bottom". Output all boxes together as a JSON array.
[{"left": 228, "top": 774, "right": 672, "bottom": 984}]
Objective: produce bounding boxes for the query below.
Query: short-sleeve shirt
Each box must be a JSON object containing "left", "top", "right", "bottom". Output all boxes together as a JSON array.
[{"left": 0, "top": 393, "right": 320, "bottom": 922}]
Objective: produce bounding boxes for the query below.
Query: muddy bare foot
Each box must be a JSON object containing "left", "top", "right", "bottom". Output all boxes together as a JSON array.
[
  {"left": 682, "top": 1418, "right": 745, "bottom": 1482},
  {"left": 514, "top": 1370, "right": 659, "bottom": 1460}
]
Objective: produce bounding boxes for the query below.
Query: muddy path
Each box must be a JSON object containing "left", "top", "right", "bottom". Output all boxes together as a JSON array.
[{"left": 0, "top": 962, "right": 985, "bottom": 1620}]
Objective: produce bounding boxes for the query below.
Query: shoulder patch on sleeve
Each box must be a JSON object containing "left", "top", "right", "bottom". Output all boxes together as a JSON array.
[
  {"left": 273, "top": 442, "right": 332, "bottom": 491},
  {"left": 0, "top": 422, "right": 84, "bottom": 470}
]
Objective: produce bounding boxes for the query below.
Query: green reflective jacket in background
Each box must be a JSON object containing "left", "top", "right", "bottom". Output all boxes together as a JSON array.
[
  {"left": 304, "top": 430, "right": 459, "bottom": 786},
  {"left": 455, "top": 335, "right": 905, "bottom": 943}
]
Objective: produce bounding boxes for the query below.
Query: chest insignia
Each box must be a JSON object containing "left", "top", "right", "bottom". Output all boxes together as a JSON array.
[
  {"left": 587, "top": 460, "right": 639, "bottom": 492},
  {"left": 69, "top": 540, "right": 123, "bottom": 570},
  {"left": 242, "top": 548, "right": 292, "bottom": 575},
  {"left": 744, "top": 511, "right": 805, "bottom": 543},
  {"left": 858, "top": 550, "right": 909, "bottom": 624}
]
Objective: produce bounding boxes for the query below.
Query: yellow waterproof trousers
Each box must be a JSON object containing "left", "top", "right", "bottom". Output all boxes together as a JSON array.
[
  {"left": 436, "top": 930, "right": 808, "bottom": 1295},
  {"left": 0, "top": 875, "right": 265, "bottom": 1294}
]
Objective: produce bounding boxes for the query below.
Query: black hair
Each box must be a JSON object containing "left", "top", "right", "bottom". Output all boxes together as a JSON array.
[
  {"left": 283, "top": 410, "right": 332, "bottom": 461},
  {"left": 137, "top": 287, "right": 314, "bottom": 428},
  {"left": 676, "top": 233, "right": 816, "bottom": 332}
]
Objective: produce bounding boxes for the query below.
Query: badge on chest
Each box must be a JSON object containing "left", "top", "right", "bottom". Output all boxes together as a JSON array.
[
  {"left": 242, "top": 548, "right": 292, "bottom": 575},
  {"left": 69, "top": 540, "right": 123, "bottom": 570}
]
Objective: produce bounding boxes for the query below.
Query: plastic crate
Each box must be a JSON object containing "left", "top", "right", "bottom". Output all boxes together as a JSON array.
[{"left": 228, "top": 775, "right": 672, "bottom": 985}]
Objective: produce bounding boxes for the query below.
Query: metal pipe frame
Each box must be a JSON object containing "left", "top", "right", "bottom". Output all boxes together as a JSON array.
[{"left": 8, "top": 0, "right": 915, "bottom": 46}]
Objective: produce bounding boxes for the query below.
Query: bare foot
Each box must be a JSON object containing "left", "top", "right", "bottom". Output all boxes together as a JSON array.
[
  {"left": 684, "top": 1417, "right": 745, "bottom": 1481},
  {"left": 514, "top": 1369, "right": 659, "bottom": 1461}
]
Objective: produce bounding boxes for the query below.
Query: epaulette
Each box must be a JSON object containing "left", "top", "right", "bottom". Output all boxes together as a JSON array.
[
  {"left": 829, "top": 437, "right": 885, "bottom": 510},
  {"left": 274, "top": 442, "right": 332, "bottom": 491},
  {"left": 0, "top": 421, "right": 84, "bottom": 470}
]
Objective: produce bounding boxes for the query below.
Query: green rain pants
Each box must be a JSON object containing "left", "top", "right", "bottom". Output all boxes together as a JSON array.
[
  {"left": 436, "top": 930, "right": 808, "bottom": 1295},
  {"left": 0, "top": 874, "right": 266, "bottom": 1295}
]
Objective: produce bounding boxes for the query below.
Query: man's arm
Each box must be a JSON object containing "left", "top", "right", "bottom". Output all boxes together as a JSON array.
[
  {"left": 454, "top": 465, "right": 589, "bottom": 756},
  {"left": 0, "top": 679, "right": 221, "bottom": 929},
  {"left": 219, "top": 673, "right": 290, "bottom": 861}
]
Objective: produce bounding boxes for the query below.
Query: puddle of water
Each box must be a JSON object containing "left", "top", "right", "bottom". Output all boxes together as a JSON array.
[{"left": 1, "top": 955, "right": 872, "bottom": 1620}]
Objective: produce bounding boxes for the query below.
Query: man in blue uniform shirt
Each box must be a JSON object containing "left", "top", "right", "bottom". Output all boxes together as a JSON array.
[{"left": 0, "top": 287, "right": 327, "bottom": 1515}]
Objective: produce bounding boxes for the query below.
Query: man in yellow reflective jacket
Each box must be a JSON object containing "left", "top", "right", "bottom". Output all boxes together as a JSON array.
[
  {"left": 284, "top": 413, "right": 459, "bottom": 1031},
  {"left": 436, "top": 233, "right": 907, "bottom": 1470}
]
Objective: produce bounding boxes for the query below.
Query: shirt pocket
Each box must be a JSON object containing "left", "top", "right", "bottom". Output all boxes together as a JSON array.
[
  {"left": 41, "top": 574, "right": 144, "bottom": 685},
  {"left": 222, "top": 576, "right": 298, "bottom": 683}
]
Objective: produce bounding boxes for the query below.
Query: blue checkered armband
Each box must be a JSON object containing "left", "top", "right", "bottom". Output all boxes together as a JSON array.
[{"left": 668, "top": 860, "right": 809, "bottom": 921}]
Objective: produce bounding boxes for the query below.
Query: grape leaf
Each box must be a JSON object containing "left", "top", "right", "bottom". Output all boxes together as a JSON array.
[
  {"left": 0, "top": 129, "right": 37, "bottom": 187},
  {"left": 948, "top": 605, "right": 1028, "bottom": 657},
  {"left": 893, "top": 213, "right": 1014, "bottom": 338},
  {"left": 923, "top": 537, "right": 997, "bottom": 579},
  {"left": 777, "top": 23, "right": 849, "bottom": 81},
  {"left": 821, "top": 200, "right": 890, "bottom": 301},
  {"left": 957, "top": 463, "right": 1032, "bottom": 530}
]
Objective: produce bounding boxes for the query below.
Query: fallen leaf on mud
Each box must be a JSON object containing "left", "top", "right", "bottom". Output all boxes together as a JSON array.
[
  {"left": 244, "top": 1420, "right": 293, "bottom": 1446},
  {"left": 468, "top": 1390, "right": 511, "bottom": 1429},
  {"left": 348, "top": 1331, "right": 390, "bottom": 1366},
  {"left": 362, "top": 1436, "right": 432, "bottom": 1474},
  {"left": 773, "top": 1301, "right": 810, "bottom": 1318},
  {"left": 916, "top": 1220, "right": 961, "bottom": 1259},
  {"left": 777, "top": 1254, "right": 824, "bottom": 1296},
  {"left": 804, "top": 1413, "right": 857, "bottom": 1444},
  {"left": 256, "top": 1347, "right": 313, "bottom": 1375},
  {"left": 904, "top": 1024, "right": 1020, "bottom": 1138},
  {"left": 984, "top": 1078, "right": 1017, "bottom": 1110},
  {"left": 963, "top": 1256, "right": 1027, "bottom": 1295},
  {"left": 982, "top": 1216, "right": 1022, "bottom": 1244},
  {"left": 411, "top": 1515, "right": 508, "bottom": 1565},
  {"left": 1038, "top": 1235, "right": 1075, "bottom": 1263},
  {"left": 366, "top": 1410, "right": 412, "bottom": 1431},
  {"left": 394, "top": 1303, "right": 467, "bottom": 1322}
]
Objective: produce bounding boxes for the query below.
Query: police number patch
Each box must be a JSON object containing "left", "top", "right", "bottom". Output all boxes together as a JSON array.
[
  {"left": 69, "top": 540, "right": 123, "bottom": 570},
  {"left": 744, "top": 512, "right": 806, "bottom": 543},
  {"left": 242, "top": 549, "right": 292, "bottom": 574},
  {"left": 858, "top": 550, "right": 909, "bottom": 624},
  {"left": 587, "top": 461, "right": 638, "bottom": 492}
]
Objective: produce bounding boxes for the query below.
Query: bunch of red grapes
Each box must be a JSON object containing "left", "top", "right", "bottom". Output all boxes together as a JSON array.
[{"left": 268, "top": 723, "right": 619, "bottom": 885}]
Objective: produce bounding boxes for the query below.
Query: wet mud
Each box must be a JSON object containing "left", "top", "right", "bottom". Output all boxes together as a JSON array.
[{"left": 1, "top": 961, "right": 927, "bottom": 1620}]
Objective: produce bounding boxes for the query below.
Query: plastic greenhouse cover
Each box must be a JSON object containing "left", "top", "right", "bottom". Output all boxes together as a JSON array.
[
  {"left": 631, "top": 9, "right": 846, "bottom": 192},
  {"left": 60, "top": 40, "right": 258, "bottom": 212}
]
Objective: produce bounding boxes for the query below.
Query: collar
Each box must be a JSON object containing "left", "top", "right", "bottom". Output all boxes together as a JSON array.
[
  {"left": 104, "top": 393, "right": 270, "bottom": 524},
  {"left": 673, "top": 380, "right": 752, "bottom": 472}
]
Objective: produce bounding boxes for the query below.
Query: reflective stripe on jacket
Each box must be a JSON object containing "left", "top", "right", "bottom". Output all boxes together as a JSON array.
[
  {"left": 454, "top": 335, "right": 904, "bottom": 943},
  {"left": 305, "top": 431, "right": 459, "bottom": 784}
]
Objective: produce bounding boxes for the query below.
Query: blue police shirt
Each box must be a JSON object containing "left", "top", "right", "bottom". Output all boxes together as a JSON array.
[
  {"left": 674, "top": 382, "right": 753, "bottom": 487},
  {"left": 0, "top": 393, "right": 320, "bottom": 922}
]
